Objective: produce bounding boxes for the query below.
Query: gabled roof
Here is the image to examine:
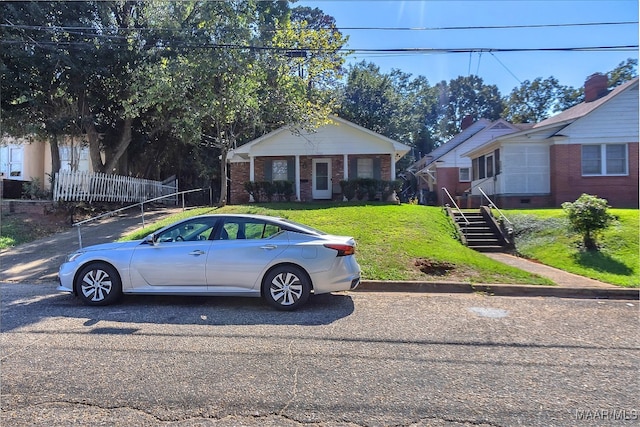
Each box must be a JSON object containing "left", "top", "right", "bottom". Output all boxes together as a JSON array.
[
  {"left": 411, "top": 119, "right": 530, "bottom": 173},
  {"left": 228, "top": 115, "right": 411, "bottom": 161},
  {"left": 463, "top": 77, "right": 639, "bottom": 159},
  {"left": 533, "top": 77, "right": 639, "bottom": 130},
  {"left": 406, "top": 119, "right": 491, "bottom": 172}
]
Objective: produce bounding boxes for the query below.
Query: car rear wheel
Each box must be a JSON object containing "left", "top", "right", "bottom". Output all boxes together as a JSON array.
[
  {"left": 75, "top": 262, "right": 122, "bottom": 306},
  {"left": 262, "top": 265, "right": 310, "bottom": 311}
]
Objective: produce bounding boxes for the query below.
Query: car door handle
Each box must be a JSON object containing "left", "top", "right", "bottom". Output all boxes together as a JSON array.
[
  {"left": 260, "top": 245, "right": 278, "bottom": 250},
  {"left": 189, "top": 250, "right": 206, "bottom": 256}
]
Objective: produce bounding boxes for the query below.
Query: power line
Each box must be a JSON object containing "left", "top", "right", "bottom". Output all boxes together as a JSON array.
[
  {"left": 1, "top": 21, "right": 637, "bottom": 32},
  {"left": 336, "top": 21, "right": 639, "bottom": 31},
  {"left": 2, "top": 38, "right": 637, "bottom": 53}
]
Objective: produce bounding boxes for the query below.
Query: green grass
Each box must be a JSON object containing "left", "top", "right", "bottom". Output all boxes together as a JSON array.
[
  {"left": 5, "top": 202, "right": 635, "bottom": 287},
  {"left": 0, "top": 213, "right": 59, "bottom": 249},
  {"left": 123, "top": 203, "right": 553, "bottom": 285},
  {"left": 506, "top": 209, "right": 639, "bottom": 287}
]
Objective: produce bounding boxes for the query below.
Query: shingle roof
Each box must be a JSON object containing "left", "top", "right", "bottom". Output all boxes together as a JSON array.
[
  {"left": 406, "top": 119, "right": 491, "bottom": 172},
  {"left": 533, "top": 77, "right": 639, "bottom": 129}
]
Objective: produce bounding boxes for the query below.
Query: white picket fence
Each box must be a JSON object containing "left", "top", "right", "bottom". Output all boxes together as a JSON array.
[{"left": 53, "top": 171, "right": 178, "bottom": 204}]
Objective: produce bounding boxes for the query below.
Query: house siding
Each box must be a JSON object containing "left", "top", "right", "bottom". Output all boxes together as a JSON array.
[
  {"left": 500, "top": 143, "right": 550, "bottom": 194},
  {"left": 229, "top": 154, "right": 392, "bottom": 204},
  {"left": 551, "top": 143, "right": 639, "bottom": 207},
  {"left": 229, "top": 161, "right": 251, "bottom": 204},
  {"left": 560, "top": 85, "right": 639, "bottom": 143},
  {"left": 436, "top": 167, "right": 470, "bottom": 200}
]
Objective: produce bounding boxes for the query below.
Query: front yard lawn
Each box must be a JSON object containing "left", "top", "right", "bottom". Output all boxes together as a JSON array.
[
  {"left": 507, "top": 209, "right": 639, "bottom": 287},
  {"left": 124, "top": 203, "right": 554, "bottom": 285}
]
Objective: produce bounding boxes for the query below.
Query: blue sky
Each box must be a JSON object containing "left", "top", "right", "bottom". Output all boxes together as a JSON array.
[{"left": 297, "top": 0, "right": 639, "bottom": 94}]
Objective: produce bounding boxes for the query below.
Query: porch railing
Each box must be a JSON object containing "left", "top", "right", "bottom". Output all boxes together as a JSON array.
[
  {"left": 477, "top": 187, "right": 512, "bottom": 226},
  {"left": 441, "top": 187, "right": 470, "bottom": 226}
]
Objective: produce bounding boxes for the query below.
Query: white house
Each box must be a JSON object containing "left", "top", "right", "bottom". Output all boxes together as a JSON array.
[
  {"left": 227, "top": 116, "right": 411, "bottom": 203},
  {"left": 464, "top": 75, "right": 639, "bottom": 208}
]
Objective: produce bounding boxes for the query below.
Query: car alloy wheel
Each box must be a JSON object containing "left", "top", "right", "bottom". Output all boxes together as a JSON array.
[
  {"left": 263, "top": 265, "right": 310, "bottom": 311},
  {"left": 75, "top": 262, "right": 122, "bottom": 306}
]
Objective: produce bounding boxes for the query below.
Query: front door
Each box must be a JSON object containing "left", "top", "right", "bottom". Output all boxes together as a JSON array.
[{"left": 312, "top": 159, "right": 332, "bottom": 200}]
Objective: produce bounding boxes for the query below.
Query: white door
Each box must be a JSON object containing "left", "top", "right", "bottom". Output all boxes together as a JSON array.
[
  {"left": 312, "top": 159, "right": 332, "bottom": 200},
  {"left": 9, "top": 147, "right": 23, "bottom": 179}
]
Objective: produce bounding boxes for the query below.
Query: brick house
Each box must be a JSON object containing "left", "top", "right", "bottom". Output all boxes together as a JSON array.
[
  {"left": 410, "top": 118, "right": 532, "bottom": 205},
  {"left": 463, "top": 75, "right": 639, "bottom": 208},
  {"left": 227, "top": 116, "right": 410, "bottom": 204}
]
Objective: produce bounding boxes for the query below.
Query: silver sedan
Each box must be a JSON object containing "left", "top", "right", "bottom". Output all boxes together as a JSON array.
[{"left": 58, "top": 214, "right": 361, "bottom": 310}]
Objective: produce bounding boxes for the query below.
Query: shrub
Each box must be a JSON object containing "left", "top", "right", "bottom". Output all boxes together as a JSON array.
[
  {"left": 561, "top": 194, "right": 616, "bottom": 251},
  {"left": 22, "top": 177, "right": 48, "bottom": 200},
  {"left": 340, "top": 180, "right": 356, "bottom": 201},
  {"left": 281, "top": 181, "right": 294, "bottom": 201}
]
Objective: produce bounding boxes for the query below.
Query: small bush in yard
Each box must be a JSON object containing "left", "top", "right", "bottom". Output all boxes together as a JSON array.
[{"left": 562, "top": 194, "right": 616, "bottom": 251}]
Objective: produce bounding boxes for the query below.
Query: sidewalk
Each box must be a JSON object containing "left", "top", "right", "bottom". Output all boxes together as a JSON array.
[
  {"left": 0, "top": 207, "right": 183, "bottom": 283},
  {"left": 1, "top": 209, "right": 637, "bottom": 300}
]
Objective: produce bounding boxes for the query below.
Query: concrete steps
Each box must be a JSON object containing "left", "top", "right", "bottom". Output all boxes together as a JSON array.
[{"left": 452, "top": 211, "right": 507, "bottom": 253}]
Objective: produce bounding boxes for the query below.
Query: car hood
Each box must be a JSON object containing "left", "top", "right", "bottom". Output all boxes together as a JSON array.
[{"left": 75, "top": 240, "right": 142, "bottom": 253}]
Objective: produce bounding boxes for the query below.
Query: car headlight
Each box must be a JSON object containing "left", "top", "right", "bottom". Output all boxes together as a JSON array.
[{"left": 66, "top": 252, "right": 84, "bottom": 263}]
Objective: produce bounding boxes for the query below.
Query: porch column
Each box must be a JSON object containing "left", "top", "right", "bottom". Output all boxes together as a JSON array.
[
  {"left": 295, "top": 155, "right": 301, "bottom": 201},
  {"left": 343, "top": 154, "right": 349, "bottom": 179},
  {"left": 249, "top": 156, "right": 255, "bottom": 181},
  {"left": 390, "top": 154, "right": 396, "bottom": 180}
]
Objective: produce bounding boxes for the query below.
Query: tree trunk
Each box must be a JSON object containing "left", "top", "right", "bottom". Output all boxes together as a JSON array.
[
  {"left": 86, "top": 122, "right": 105, "bottom": 173},
  {"left": 49, "top": 134, "right": 61, "bottom": 191},
  {"left": 104, "top": 118, "right": 132, "bottom": 174},
  {"left": 219, "top": 144, "right": 228, "bottom": 206}
]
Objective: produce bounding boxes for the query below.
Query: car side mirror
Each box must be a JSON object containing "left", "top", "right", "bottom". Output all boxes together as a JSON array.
[{"left": 145, "top": 234, "right": 158, "bottom": 245}]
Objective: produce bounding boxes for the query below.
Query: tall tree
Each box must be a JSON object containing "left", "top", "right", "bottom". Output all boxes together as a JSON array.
[
  {"left": 338, "top": 62, "right": 398, "bottom": 135},
  {"left": 608, "top": 58, "right": 638, "bottom": 88},
  {"left": 1, "top": 1, "right": 100, "bottom": 176},
  {"left": 128, "top": 0, "right": 348, "bottom": 204},
  {"left": 502, "top": 77, "right": 568, "bottom": 123},
  {"left": 437, "top": 75, "right": 503, "bottom": 140}
]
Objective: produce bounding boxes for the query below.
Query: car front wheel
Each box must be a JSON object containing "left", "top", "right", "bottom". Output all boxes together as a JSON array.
[
  {"left": 75, "top": 262, "right": 122, "bottom": 306},
  {"left": 262, "top": 265, "right": 310, "bottom": 311}
]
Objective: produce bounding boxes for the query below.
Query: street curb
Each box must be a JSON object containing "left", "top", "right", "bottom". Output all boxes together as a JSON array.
[{"left": 355, "top": 280, "right": 640, "bottom": 300}]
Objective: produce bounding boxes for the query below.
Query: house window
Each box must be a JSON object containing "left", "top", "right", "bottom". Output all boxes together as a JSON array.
[
  {"left": 582, "top": 144, "right": 628, "bottom": 176},
  {"left": 357, "top": 158, "right": 374, "bottom": 179},
  {"left": 478, "top": 155, "right": 486, "bottom": 179},
  {"left": 60, "top": 145, "right": 90, "bottom": 171},
  {"left": 459, "top": 167, "right": 471, "bottom": 182},
  {"left": 486, "top": 155, "right": 494, "bottom": 178},
  {"left": 9, "top": 148, "right": 22, "bottom": 177},
  {"left": 471, "top": 153, "right": 498, "bottom": 180},
  {"left": 272, "top": 160, "right": 288, "bottom": 181}
]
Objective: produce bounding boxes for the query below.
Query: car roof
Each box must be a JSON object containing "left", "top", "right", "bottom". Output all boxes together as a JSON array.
[{"left": 190, "top": 213, "right": 326, "bottom": 235}]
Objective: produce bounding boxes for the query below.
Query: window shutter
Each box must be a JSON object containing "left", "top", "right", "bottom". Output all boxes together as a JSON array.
[
  {"left": 287, "top": 158, "right": 295, "bottom": 181},
  {"left": 264, "top": 159, "right": 272, "bottom": 182},
  {"left": 349, "top": 157, "right": 357, "bottom": 179},
  {"left": 373, "top": 158, "right": 381, "bottom": 180},
  {"left": 494, "top": 149, "right": 501, "bottom": 175}
]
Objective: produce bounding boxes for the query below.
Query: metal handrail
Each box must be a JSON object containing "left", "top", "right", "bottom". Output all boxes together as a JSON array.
[
  {"left": 477, "top": 187, "right": 512, "bottom": 226},
  {"left": 73, "top": 188, "right": 205, "bottom": 249},
  {"left": 441, "top": 187, "right": 469, "bottom": 225}
]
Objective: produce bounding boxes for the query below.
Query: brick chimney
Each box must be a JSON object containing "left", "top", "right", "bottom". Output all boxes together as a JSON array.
[
  {"left": 461, "top": 115, "right": 474, "bottom": 130},
  {"left": 584, "top": 73, "right": 609, "bottom": 102}
]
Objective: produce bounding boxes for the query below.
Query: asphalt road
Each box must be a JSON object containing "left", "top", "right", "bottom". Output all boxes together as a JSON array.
[{"left": 1, "top": 283, "right": 638, "bottom": 426}]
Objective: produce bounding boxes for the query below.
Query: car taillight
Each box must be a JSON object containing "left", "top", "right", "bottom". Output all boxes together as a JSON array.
[{"left": 324, "top": 243, "right": 355, "bottom": 257}]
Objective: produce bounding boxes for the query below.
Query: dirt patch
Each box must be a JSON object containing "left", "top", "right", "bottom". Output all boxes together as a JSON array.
[
  {"left": 413, "top": 258, "right": 456, "bottom": 276},
  {"left": 1, "top": 209, "right": 71, "bottom": 246}
]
